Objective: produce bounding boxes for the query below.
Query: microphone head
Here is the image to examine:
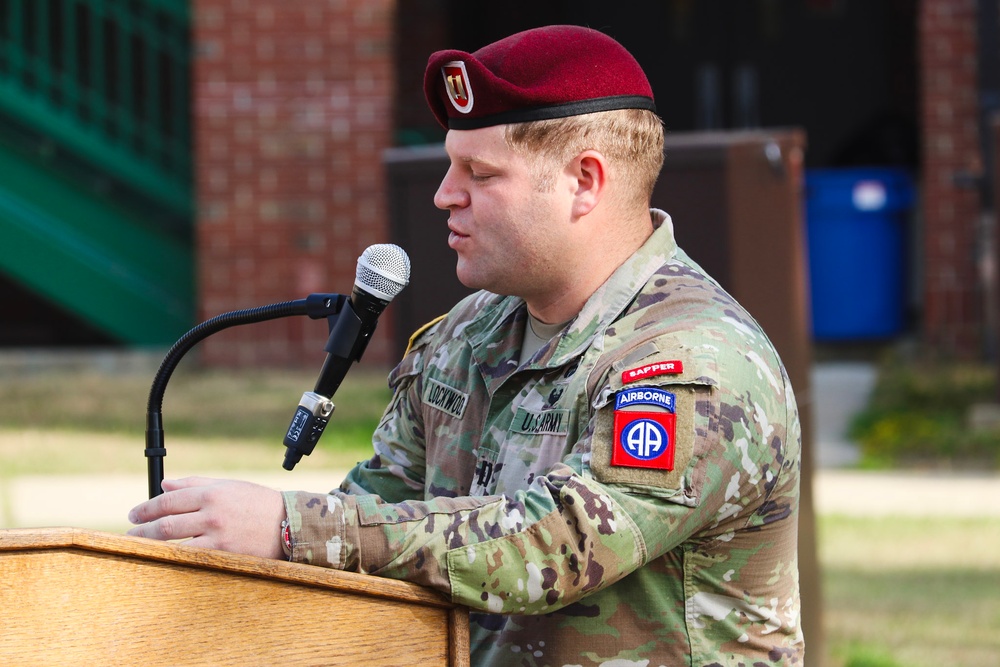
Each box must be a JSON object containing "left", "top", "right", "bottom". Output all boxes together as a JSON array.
[{"left": 355, "top": 244, "right": 411, "bottom": 301}]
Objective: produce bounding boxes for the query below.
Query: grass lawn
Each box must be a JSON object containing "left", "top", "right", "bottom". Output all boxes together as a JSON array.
[
  {"left": 819, "top": 515, "right": 1000, "bottom": 667},
  {"left": 0, "top": 366, "right": 389, "bottom": 475}
]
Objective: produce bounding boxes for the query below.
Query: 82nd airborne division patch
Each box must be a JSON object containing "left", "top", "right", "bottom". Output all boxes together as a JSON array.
[{"left": 611, "top": 386, "right": 677, "bottom": 470}]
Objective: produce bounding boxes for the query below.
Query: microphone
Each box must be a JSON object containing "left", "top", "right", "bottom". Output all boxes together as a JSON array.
[{"left": 282, "top": 244, "right": 411, "bottom": 470}]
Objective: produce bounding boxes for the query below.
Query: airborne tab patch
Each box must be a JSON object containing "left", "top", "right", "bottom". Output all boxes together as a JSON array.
[
  {"left": 615, "top": 386, "right": 676, "bottom": 412},
  {"left": 422, "top": 378, "right": 469, "bottom": 419}
]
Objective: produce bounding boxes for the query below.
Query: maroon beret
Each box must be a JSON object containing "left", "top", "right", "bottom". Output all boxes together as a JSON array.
[{"left": 424, "top": 25, "right": 656, "bottom": 130}]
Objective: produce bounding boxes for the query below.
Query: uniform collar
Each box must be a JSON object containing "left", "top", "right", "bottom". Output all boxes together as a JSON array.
[{"left": 546, "top": 209, "right": 677, "bottom": 363}]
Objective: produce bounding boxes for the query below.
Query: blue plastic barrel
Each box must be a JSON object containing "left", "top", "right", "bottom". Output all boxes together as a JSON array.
[{"left": 805, "top": 167, "right": 914, "bottom": 340}]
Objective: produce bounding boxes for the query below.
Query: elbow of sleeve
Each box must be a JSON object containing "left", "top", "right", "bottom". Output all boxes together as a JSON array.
[{"left": 445, "top": 508, "right": 642, "bottom": 615}]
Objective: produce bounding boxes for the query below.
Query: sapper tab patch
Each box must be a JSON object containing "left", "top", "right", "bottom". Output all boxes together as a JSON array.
[
  {"left": 621, "top": 360, "right": 684, "bottom": 384},
  {"left": 612, "top": 386, "right": 677, "bottom": 470}
]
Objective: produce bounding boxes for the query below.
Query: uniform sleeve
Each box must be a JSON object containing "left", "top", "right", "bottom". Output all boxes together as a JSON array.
[
  {"left": 283, "top": 329, "right": 800, "bottom": 617},
  {"left": 282, "top": 462, "right": 650, "bottom": 614},
  {"left": 335, "top": 322, "right": 434, "bottom": 503}
]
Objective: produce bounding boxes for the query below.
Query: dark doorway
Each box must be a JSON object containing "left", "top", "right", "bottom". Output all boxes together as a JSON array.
[
  {"left": 0, "top": 273, "right": 117, "bottom": 347},
  {"left": 399, "top": 0, "right": 919, "bottom": 169}
]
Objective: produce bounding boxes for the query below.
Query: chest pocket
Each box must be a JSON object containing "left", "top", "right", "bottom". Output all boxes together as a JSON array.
[
  {"left": 470, "top": 408, "right": 572, "bottom": 496},
  {"left": 471, "top": 366, "right": 580, "bottom": 496}
]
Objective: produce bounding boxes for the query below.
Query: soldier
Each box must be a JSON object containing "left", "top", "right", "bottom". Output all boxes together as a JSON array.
[{"left": 129, "top": 25, "right": 804, "bottom": 666}]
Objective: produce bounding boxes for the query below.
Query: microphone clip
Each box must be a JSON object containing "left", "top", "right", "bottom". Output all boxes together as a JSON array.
[{"left": 304, "top": 292, "right": 373, "bottom": 363}]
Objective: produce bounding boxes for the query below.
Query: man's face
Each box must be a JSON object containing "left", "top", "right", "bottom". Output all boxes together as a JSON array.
[{"left": 434, "top": 126, "right": 573, "bottom": 300}]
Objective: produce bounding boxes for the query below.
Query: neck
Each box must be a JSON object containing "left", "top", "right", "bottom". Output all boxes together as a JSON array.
[
  {"left": 525, "top": 290, "right": 587, "bottom": 326},
  {"left": 526, "top": 208, "right": 653, "bottom": 324}
]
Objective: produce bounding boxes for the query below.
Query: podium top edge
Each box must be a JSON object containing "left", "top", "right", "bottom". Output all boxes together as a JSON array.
[{"left": 0, "top": 527, "right": 454, "bottom": 609}]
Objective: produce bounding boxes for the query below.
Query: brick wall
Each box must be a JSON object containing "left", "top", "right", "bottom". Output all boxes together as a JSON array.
[
  {"left": 192, "top": 0, "right": 397, "bottom": 368},
  {"left": 188, "top": 1, "right": 997, "bottom": 362},
  {"left": 919, "top": 0, "right": 987, "bottom": 357}
]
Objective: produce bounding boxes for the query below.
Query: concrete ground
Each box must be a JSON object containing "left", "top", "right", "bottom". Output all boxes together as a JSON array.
[
  {"left": 3, "top": 361, "right": 1000, "bottom": 534},
  {"left": 810, "top": 361, "right": 874, "bottom": 469},
  {"left": 7, "top": 465, "right": 1000, "bottom": 535}
]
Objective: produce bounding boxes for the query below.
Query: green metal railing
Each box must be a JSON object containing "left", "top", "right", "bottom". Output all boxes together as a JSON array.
[
  {"left": 0, "top": 137, "right": 195, "bottom": 344},
  {"left": 0, "top": 0, "right": 192, "bottom": 216}
]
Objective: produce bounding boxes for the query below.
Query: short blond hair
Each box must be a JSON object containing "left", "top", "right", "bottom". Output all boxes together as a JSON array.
[{"left": 503, "top": 109, "right": 664, "bottom": 210}]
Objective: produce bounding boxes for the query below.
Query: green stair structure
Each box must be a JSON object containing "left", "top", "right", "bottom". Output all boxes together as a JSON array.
[{"left": 0, "top": 0, "right": 194, "bottom": 346}]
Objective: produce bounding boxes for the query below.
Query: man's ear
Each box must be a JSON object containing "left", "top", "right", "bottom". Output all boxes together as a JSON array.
[{"left": 569, "top": 150, "right": 608, "bottom": 218}]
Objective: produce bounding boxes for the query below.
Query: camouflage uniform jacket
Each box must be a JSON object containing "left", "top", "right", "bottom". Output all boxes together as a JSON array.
[{"left": 283, "top": 209, "right": 804, "bottom": 667}]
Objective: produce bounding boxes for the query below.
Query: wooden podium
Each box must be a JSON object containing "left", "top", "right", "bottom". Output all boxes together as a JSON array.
[{"left": 0, "top": 527, "right": 469, "bottom": 666}]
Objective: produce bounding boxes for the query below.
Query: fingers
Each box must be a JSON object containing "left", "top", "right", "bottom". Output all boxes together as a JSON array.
[
  {"left": 127, "top": 478, "right": 217, "bottom": 542},
  {"left": 160, "top": 476, "right": 218, "bottom": 492},
  {"left": 126, "top": 509, "right": 202, "bottom": 542},
  {"left": 128, "top": 477, "right": 214, "bottom": 525}
]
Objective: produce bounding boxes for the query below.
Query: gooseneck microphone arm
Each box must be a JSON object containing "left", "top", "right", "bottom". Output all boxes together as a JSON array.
[
  {"left": 145, "top": 294, "right": 348, "bottom": 499},
  {"left": 144, "top": 243, "right": 411, "bottom": 500}
]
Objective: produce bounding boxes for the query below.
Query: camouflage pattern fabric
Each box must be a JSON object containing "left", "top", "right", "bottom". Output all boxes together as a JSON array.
[{"left": 283, "top": 210, "right": 804, "bottom": 666}]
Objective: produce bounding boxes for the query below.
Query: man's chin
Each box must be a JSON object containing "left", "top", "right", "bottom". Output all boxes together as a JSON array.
[{"left": 455, "top": 263, "right": 492, "bottom": 293}]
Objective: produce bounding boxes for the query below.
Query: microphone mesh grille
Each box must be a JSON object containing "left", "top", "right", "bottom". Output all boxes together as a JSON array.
[{"left": 356, "top": 244, "right": 411, "bottom": 301}]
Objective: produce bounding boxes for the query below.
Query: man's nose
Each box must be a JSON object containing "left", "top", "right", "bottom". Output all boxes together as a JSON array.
[{"left": 433, "top": 165, "right": 468, "bottom": 210}]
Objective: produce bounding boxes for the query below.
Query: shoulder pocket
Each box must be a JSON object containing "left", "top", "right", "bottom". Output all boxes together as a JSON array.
[{"left": 590, "top": 345, "right": 719, "bottom": 505}]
